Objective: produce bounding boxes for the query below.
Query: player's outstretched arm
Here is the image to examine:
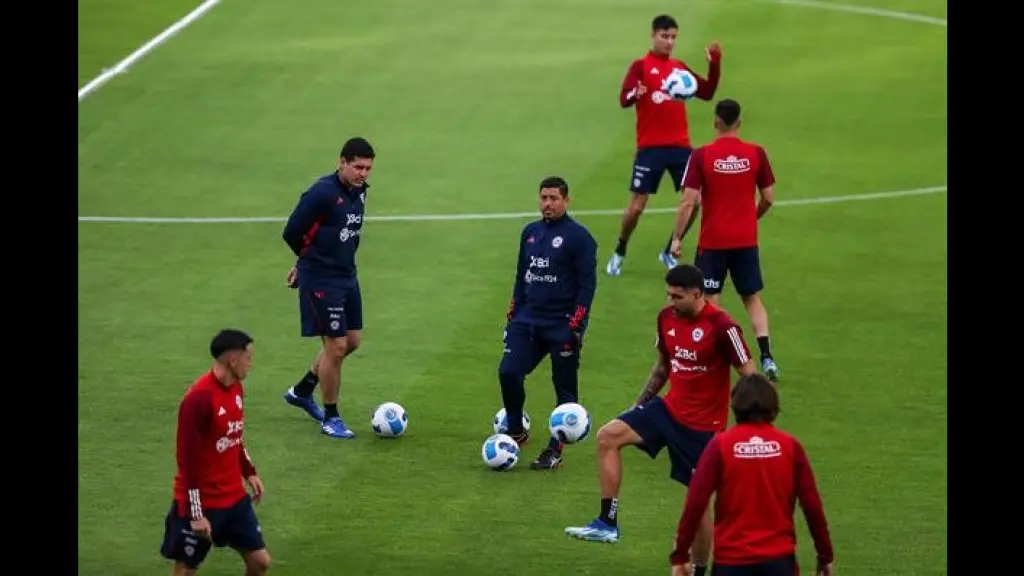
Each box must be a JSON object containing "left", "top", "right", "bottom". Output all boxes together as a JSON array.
[
  {"left": 619, "top": 60, "right": 645, "bottom": 108},
  {"left": 177, "top": 391, "right": 214, "bottom": 521},
  {"left": 756, "top": 147, "right": 777, "bottom": 219},
  {"left": 693, "top": 42, "right": 722, "bottom": 101},
  {"left": 568, "top": 231, "right": 598, "bottom": 333},
  {"left": 282, "top": 187, "right": 330, "bottom": 257},
  {"left": 669, "top": 437, "right": 723, "bottom": 566},
  {"left": 794, "top": 441, "right": 835, "bottom": 572}
]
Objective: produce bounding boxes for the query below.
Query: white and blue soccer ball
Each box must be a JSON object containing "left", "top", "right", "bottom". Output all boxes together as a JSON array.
[
  {"left": 493, "top": 407, "right": 531, "bottom": 435},
  {"left": 481, "top": 433, "right": 520, "bottom": 471},
  {"left": 371, "top": 402, "right": 408, "bottom": 438},
  {"left": 548, "top": 403, "right": 591, "bottom": 444},
  {"left": 662, "top": 69, "right": 698, "bottom": 101}
]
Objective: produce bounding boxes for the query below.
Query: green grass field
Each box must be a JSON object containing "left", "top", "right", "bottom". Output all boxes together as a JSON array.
[{"left": 78, "top": 0, "right": 948, "bottom": 574}]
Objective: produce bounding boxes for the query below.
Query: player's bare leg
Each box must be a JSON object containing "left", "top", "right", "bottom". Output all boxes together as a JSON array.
[
  {"left": 660, "top": 206, "right": 699, "bottom": 269},
  {"left": 607, "top": 193, "right": 648, "bottom": 276},
  {"left": 239, "top": 548, "right": 272, "bottom": 576},
  {"left": 565, "top": 419, "right": 643, "bottom": 543},
  {"left": 740, "top": 293, "right": 779, "bottom": 381},
  {"left": 318, "top": 334, "right": 356, "bottom": 438},
  {"left": 690, "top": 508, "right": 714, "bottom": 575},
  {"left": 172, "top": 562, "right": 197, "bottom": 576}
]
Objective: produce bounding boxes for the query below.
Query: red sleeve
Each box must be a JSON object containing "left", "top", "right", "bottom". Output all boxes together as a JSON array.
[
  {"left": 794, "top": 440, "right": 835, "bottom": 565},
  {"left": 177, "top": 389, "right": 213, "bottom": 520},
  {"left": 239, "top": 444, "right": 257, "bottom": 477},
  {"left": 756, "top": 146, "right": 776, "bottom": 189},
  {"left": 670, "top": 436, "right": 723, "bottom": 565},
  {"left": 716, "top": 317, "right": 753, "bottom": 368},
  {"left": 655, "top": 312, "right": 669, "bottom": 356},
  {"left": 619, "top": 60, "right": 644, "bottom": 108},
  {"left": 693, "top": 58, "right": 721, "bottom": 101},
  {"left": 681, "top": 147, "right": 705, "bottom": 190}
]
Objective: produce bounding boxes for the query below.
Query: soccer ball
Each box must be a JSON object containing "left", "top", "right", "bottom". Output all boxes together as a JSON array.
[
  {"left": 481, "top": 433, "right": 520, "bottom": 471},
  {"left": 548, "top": 403, "right": 591, "bottom": 444},
  {"left": 662, "top": 69, "right": 698, "bottom": 100},
  {"left": 493, "top": 407, "right": 531, "bottom": 434},
  {"left": 370, "top": 402, "right": 408, "bottom": 438}
]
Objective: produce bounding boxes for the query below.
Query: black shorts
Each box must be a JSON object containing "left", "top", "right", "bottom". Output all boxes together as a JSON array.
[
  {"left": 299, "top": 282, "right": 363, "bottom": 337},
  {"left": 617, "top": 397, "right": 716, "bottom": 485},
  {"left": 159, "top": 495, "right": 265, "bottom": 569},
  {"left": 694, "top": 246, "right": 764, "bottom": 296},
  {"left": 712, "top": 555, "right": 798, "bottom": 576},
  {"left": 630, "top": 146, "right": 692, "bottom": 194}
]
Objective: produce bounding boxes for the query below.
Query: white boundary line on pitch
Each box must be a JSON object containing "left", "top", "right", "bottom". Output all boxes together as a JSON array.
[
  {"left": 767, "top": 0, "right": 946, "bottom": 26},
  {"left": 77, "top": 185, "right": 946, "bottom": 224},
  {"left": 78, "top": 0, "right": 221, "bottom": 101}
]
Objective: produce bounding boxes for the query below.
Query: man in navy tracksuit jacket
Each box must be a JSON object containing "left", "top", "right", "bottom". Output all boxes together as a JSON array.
[{"left": 499, "top": 175, "right": 598, "bottom": 470}]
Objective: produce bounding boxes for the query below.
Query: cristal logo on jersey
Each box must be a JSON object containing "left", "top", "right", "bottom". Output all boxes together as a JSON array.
[
  {"left": 733, "top": 436, "right": 782, "bottom": 459},
  {"left": 713, "top": 155, "right": 751, "bottom": 174}
]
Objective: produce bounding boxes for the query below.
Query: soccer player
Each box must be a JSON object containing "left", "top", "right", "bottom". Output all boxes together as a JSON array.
[
  {"left": 280, "top": 137, "right": 375, "bottom": 438},
  {"left": 669, "top": 374, "right": 835, "bottom": 576},
  {"left": 499, "top": 176, "right": 598, "bottom": 470},
  {"left": 159, "top": 329, "right": 271, "bottom": 575},
  {"left": 605, "top": 14, "right": 722, "bottom": 278},
  {"left": 669, "top": 99, "right": 780, "bottom": 380},
  {"left": 565, "top": 264, "right": 755, "bottom": 576}
]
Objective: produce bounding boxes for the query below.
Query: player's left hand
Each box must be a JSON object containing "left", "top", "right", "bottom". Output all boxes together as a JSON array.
[
  {"left": 246, "top": 475, "right": 265, "bottom": 504},
  {"left": 705, "top": 41, "right": 722, "bottom": 62},
  {"left": 671, "top": 564, "right": 693, "bottom": 576},
  {"left": 669, "top": 238, "right": 683, "bottom": 258},
  {"left": 285, "top": 267, "right": 298, "bottom": 289}
]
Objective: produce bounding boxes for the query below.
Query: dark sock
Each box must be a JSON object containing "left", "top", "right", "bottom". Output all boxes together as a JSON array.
[
  {"left": 757, "top": 336, "right": 772, "bottom": 359},
  {"left": 599, "top": 498, "right": 618, "bottom": 527},
  {"left": 546, "top": 437, "right": 563, "bottom": 453},
  {"left": 694, "top": 566, "right": 707, "bottom": 576},
  {"left": 292, "top": 370, "right": 319, "bottom": 397},
  {"left": 324, "top": 403, "right": 339, "bottom": 420},
  {"left": 615, "top": 238, "right": 628, "bottom": 257}
]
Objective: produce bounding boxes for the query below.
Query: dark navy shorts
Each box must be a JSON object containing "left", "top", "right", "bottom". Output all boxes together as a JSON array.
[
  {"left": 712, "top": 555, "right": 798, "bottom": 576},
  {"left": 630, "top": 146, "right": 693, "bottom": 194},
  {"left": 694, "top": 246, "right": 764, "bottom": 296},
  {"left": 159, "top": 495, "right": 264, "bottom": 569},
  {"left": 499, "top": 320, "right": 582, "bottom": 378},
  {"left": 617, "top": 396, "right": 716, "bottom": 486},
  {"left": 299, "top": 282, "right": 363, "bottom": 338}
]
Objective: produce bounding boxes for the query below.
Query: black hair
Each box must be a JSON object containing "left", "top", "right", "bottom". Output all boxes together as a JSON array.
[
  {"left": 539, "top": 175, "right": 569, "bottom": 198},
  {"left": 715, "top": 99, "right": 742, "bottom": 128},
  {"left": 210, "top": 329, "right": 254, "bottom": 359},
  {"left": 731, "top": 374, "right": 781, "bottom": 424},
  {"left": 652, "top": 14, "right": 678, "bottom": 31},
  {"left": 340, "top": 137, "right": 375, "bottom": 162},
  {"left": 664, "top": 264, "right": 704, "bottom": 291}
]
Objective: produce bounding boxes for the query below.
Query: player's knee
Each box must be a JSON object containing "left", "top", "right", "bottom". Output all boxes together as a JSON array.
[
  {"left": 498, "top": 365, "right": 525, "bottom": 384},
  {"left": 596, "top": 420, "right": 631, "bottom": 450},
  {"left": 345, "top": 331, "right": 361, "bottom": 354},
  {"left": 628, "top": 194, "right": 648, "bottom": 215},
  {"left": 243, "top": 549, "right": 271, "bottom": 574},
  {"left": 323, "top": 336, "right": 349, "bottom": 360}
]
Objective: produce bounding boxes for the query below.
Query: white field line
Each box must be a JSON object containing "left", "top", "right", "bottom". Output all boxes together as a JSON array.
[
  {"left": 78, "top": 0, "right": 222, "bottom": 101},
  {"left": 767, "top": 0, "right": 946, "bottom": 26},
  {"left": 76, "top": 185, "right": 947, "bottom": 224}
]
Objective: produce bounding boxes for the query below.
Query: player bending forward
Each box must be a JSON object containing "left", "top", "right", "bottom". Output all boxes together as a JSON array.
[
  {"left": 606, "top": 13, "right": 721, "bottom": 277},
  {"left": 671, "top": 374, "right": 834, "bottom": 576},
  {"left": 670, "top": 99, "right": 780, "bottom": 380},
  {"left": 281, "top": 137, "right": 376, "bottom": 438},
  {"left": 566, "top": 264, "right": 755, "bottom": 576},
  {"left": 499, "top": 176, "right": 598, "bottom": 470},
  {"left": 160, "top": 329, "right": 271, "bottom": 576}
]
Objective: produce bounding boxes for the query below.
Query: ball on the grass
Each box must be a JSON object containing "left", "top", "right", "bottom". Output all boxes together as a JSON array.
[
  {"left": 371, "top": 402, "right": 408, "bottom": 438},
  {"left": 481, "top": 433, "right": 520, "bottom": 471},
  {"left": 493, "top": 407, "right": 530, "bottom": 434}
]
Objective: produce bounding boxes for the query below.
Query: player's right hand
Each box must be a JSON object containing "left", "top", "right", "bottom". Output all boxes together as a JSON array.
[
  {"left": 636, "top": 81, "right": 647, "bottom": 97},
  {"left": 817, "top": 562, "right": 833, "bottom": 576},
  {"left": 671, "top": 564, "right": 693, "bottom": 576},
  {"left": 286, "top": 267, "right": 298, "bottom": 289},
  {"left": 669, "top": 238, "right": 683, "bottom": 258},
  {"left": 190, "top": 517, "right": 212, "bottom": 541}
]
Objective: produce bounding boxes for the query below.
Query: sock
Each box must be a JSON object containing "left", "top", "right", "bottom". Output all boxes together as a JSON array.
[
  {"left": 757, "top": 336, "right": 772, "bottom": 359},
  {"left": 694, "top": 566, "right": 707, "bottom": 576},
  {"left": 615, "top": 238, "right": 628, "bottom": 257},
  {"left": 498, "top": 372, "right": 527, "bottom": 435},
  {"left": 292, "top": 370, "right": 319, "bottom": 398},
  {"left": 324, "top": 403, "right": 339, "bottom": 420},
  {"left": 599, "top": 498, "right": 618, "bottom": 527},
  {"left": 547, "top": 437, "right": 564, "bottom": 453}
]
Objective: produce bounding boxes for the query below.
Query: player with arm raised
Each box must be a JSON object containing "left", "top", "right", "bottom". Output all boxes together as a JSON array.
[
  {"left": 605, "top": 14, "right": 722, "bottom": 278},
  {"left": 669, "top": 99, "right": 781, "bottom": 381},
  {"left": 566, "top": 264, "right": 754, "bottom": 576},
  {"left": 159, "top": 329, "right": 271, "bottom": 576},
  {"left": 280, "top": 137, "right": 375, "bottom": 438},
  {"left": 670, "top": 374, "right": 835, "bottom": 576},
  {"left": 499, "top": 176, "right": 598, "bottom": 470}
]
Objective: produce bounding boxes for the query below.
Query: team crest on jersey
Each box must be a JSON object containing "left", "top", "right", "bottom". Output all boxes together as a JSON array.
[
  {"left": 552, "top": 236, "right": 563, "bottom": 248},
  {"left": 691, "top": 327, "right": 704, "bottom": 342},
  {"left": 236, "top": 395, "right": 243, "bottom": 410}
]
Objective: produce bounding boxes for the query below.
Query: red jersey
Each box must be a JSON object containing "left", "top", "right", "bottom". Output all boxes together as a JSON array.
[
  {"left": 173, "top": 370, "right": 257, "bottom": 519},
  {"left": 655, "top": 302, "right": 752, "bottom": 432},
  {"left": 670, "top": 423, "right": 835, "bottom": 567},
  {"left": 620, "top": 51, "right": 721, "bottom": 150},
  {"left": 682, "top": 136, "right": 776, "bottom": 250}
]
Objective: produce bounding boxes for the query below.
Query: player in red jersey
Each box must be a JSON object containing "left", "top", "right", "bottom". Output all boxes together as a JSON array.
[
  {"left": 566, "top": 264, "right": 755, "bottom": 576},
  {"left": 670, "top": 99, "right": 781, "bottom": 381},
  {"left": 159, "top": 329, "right": 272, "bottom": 575},
  {"left": 605, "top": 14, "right": 722, "bottom": 278},
  {"left": 670, "top": 374, "right": 835, "bottom": 576}
]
